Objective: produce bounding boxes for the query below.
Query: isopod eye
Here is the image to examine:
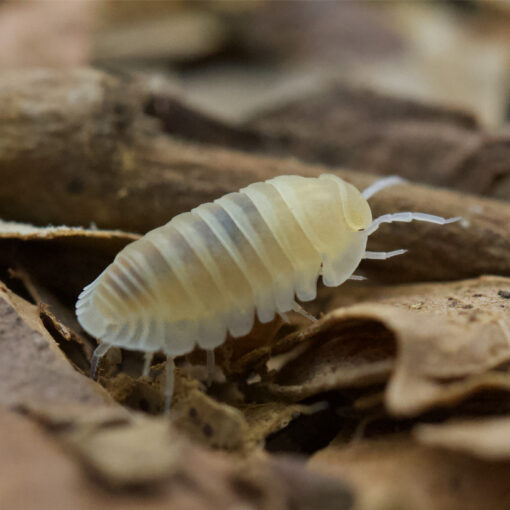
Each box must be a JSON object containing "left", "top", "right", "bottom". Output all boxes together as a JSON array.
[{"left": 339, "top": 182, "right": 372, "bottom": 231}]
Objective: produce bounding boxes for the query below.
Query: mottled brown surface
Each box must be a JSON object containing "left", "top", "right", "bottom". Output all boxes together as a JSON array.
[
  {"left": 255, "top": 277, "right": 510, "bottom": 415},
  {"left": 0, "top": 411, "right": 353, "bottom": 510},
  {"left": 0, "top": 282, "right": 113, "bottom": 410},
  {"left": 311, "top": 434, "right": 510, "bottom": 510}
]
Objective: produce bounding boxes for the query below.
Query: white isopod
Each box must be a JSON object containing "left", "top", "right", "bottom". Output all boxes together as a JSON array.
[{"left": 76, "top": 174, "right": 459, "bottom": 410}]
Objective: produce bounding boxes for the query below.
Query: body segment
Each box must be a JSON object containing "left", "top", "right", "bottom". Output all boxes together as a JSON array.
[
  {"left": 77, "top": 174, "right": 371, "bottom": 355},
  {"left": 76, "top": 174, "right": 459, "bottom": 410}
]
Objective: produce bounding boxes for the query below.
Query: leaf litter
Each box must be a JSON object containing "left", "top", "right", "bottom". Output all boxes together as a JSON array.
[
  {"left": 4, "top": 211, "right": 510, "bottom": 509},
  {"left": 2, "top": 66, "right": 510, "bottom": 509}
]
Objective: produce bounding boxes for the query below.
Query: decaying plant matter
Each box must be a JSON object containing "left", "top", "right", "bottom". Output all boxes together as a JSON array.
[{"left": 2, "top": 62, "right": 510, "bottom": 510}]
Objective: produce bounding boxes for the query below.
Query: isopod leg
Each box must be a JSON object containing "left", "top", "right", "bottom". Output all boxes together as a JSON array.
[
  {"left": 348, "top": 274, "right": 367, "bottom": 281},
  {"left": 142, "top": 352, "right": 153, "bottom": 377},
  {"left": 292, "top": 301, "right": 317, "bottom": 322},
  {"left": 321, "top": 270, "right": 367, "bottom": 282},
  {"left": 362, "top": 176, "right": 406, "bottom": 200},
  {"left": 90, "top": 342, "right": 111, "bottom": 379},
  {"left": 206, "top": 349, "right": 215, "bottom": 386},
  {"left": 164, "top": 356, "right": 175, "bottom": 413},
  {"left": 278, "top": 311, "right": 290, "bottom": 323},
  {"left": 363, "top": 249, "right": 407, "bottom": 260},
  {"left": 366, "top": 212, "right": 461, "bottom": 236}
]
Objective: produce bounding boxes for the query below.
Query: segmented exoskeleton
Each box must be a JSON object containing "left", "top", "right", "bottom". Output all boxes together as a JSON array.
[{"left": 76, "top": 175, "right": 459, "bottom": 410}]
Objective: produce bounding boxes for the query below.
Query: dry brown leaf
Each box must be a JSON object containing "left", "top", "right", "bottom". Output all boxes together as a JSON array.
[
  {"left": 0, "top": 219, "right": 138, "bottom": 242},
  {"left": 65, "top": 416, "right": 184, "bottom": 486},
  {"left": 380, "top": 277, "right": 510, "bottom": 416},
  {"left": 100, "top": 360, "right": 309, "bottom": 450},
  {"left": 415, "top": 417, "right": 510, "bottom": 461},
  {"left": 0, "top": 220, "right": 138, "bottom": 302},
  {"left": 242, "top": 402, "right": 322, "bottom": 447},
  {"left": 0, "top": 281, "right": 114, "bottom": 411},
  {"left": 0, "top": 411, "right": 135, "bottom": 510},
  {"left": 217, "top": 317, "right": 284, "bottom": 377},
  {"left": 311, "top": 433, "right": 510, "bottom": 510},
  {"left": 0, "top": 220, "right": 139, "bottom": 374},
  {"left": 172, "top": 388, "right": 312, "bottom": 451},
  {"left": 100, "top": 371, "right": 162, "bottom": 411},
  {"left": 1, "top": 410, "right": 352, "bottom": 509},
  {"left": 172, "top": 386, "right": 249, "bottom": 450},
  {"left": 258, "top": 277, "right": 510, "bottom": 416},
  {"left": 59, "top": 412, "right": 354, "bottom": 507},
  {"left": 257, "top": 325, "right": 395, "bottom": 402},
  {"left": 38, "top": 304, "right": 92, "bottom": 372},
  {"left": 9, "top": 263, "right": 96, "bottom": 372},
  {"left": 19, "top": 401, "right": 131, "bottom": 432}
]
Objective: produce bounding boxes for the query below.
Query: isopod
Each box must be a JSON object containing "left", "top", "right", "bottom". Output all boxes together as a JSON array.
[{"left": 76, "top": 174, "right": 459, "bottom": 410}]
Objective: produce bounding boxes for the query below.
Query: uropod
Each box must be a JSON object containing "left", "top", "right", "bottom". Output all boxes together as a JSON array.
[{"left": 76, "top": 174, "right": 459, "bottom": 410}]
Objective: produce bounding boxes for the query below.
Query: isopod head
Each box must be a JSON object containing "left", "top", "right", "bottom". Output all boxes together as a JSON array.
[{"left": 268, "top": 174, "right": 372, "bottom": 288}]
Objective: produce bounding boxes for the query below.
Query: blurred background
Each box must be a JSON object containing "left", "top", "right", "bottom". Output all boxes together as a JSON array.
[{"left": 1, "top": 0, "right": 509, "bottom": 127}]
